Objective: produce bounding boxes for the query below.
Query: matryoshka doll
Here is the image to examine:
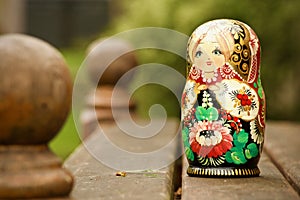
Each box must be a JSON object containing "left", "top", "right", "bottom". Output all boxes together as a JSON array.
[{"left": 181, "top": 19, "right": 266, "bottom": 177}]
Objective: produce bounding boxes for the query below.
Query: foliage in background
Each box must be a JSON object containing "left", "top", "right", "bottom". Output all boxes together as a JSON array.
[{"left": 105, "top": 0, "right": 300, "bottom": 121}]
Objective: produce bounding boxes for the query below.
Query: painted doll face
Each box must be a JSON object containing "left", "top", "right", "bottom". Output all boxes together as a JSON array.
[{"left": 193, "top": 34, "right": 225, "bottom": 72}]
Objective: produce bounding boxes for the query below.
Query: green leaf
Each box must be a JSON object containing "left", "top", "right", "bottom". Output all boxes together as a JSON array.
[
  {"left": 230, "top": 147, "right": 242, "bottom": 153},
  {"left": 234, "top": 140, "right": 246, "bottom": 148},
  {"left": 195, "top": 106, "right": 207, "bottom": 121},
  {"left": 253, "top": 82, "right": 258, "bottom": 88},
  {"left": 245, "top": 149, "right": 252, "bottom": 159},
  {"left": 257, "top": 77, "right": 262, "bottom": 86},
  {"left": 258, "top": 88, "right": 263, "bottom": 99},
  {"left": 182, "top": 136, "right": 189, "bottom": 148},
  {"left": 207, "top": 107, "right": 219, "bottom": 121},
  {"left": 182, "top": 136, "right": 190, "bottom": 147},
  {"left": 225, "top": 147, "right": 247, "bottom": 165},
  {"left": 182, "top": 127, "right": 190, "bottom": 148},
  {"left": 231, "top": 151, "right": 247, "bottom": 164},
  {"left": 182, "top": 126, "right": 189, "bottom": 137},
  {"left": 195, "top": 106, "right": 219, "bottom": 121},
  {"left": 185, "top": 147, "right": 194, "bottom": 161},
  {"left": 257, "top": 77, "right": 264, "bottom": 99},
  {"left": 233, "top": 130, "right": 248, "bottom": 148},
  {"left": 225, "top": 151, "right": 233, "bottom": 163},
  {"left": 247, "top": 143, "right": 259, "bottom": 158},
  {"left": 237, "top": 130, "right": 249, "bottom": 144}
]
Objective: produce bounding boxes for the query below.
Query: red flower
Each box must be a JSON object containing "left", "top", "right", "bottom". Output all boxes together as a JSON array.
[{"left": 189, "top": 121, "right": 233, "bottom": 158}]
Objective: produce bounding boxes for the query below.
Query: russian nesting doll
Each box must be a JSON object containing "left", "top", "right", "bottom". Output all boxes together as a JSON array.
[{"left": 181, "top": 19, "right": 266, "bottom": 177}]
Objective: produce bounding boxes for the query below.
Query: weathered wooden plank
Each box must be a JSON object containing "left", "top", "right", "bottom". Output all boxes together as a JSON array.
[
  {"left": 64, "top": 119, "right": 180, "bottom": 200},
  {"left": 181, "top": 150, "right": 299, "bottom": 199},
  {"left": 264, "top": 121, "right": 300, "bottom": 195}
]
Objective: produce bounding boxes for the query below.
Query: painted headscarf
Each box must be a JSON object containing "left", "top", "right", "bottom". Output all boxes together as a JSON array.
[{"left": 186, "top": 19, "right": 260, "bottom": 83}]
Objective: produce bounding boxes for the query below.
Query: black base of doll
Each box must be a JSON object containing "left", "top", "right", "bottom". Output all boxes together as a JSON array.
[{"left": 187, "top": 165, "right": 260, "bottom": 177}]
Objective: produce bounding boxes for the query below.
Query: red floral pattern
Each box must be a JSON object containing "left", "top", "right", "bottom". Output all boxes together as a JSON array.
[
  {"left": 189, "top": 65, "right": 201, "bottom": 81},
  {"left": 189, "top": 121, "right": 233, "bottom": 158},
  {"left": 220, "top": 63, "right": 241, "bottom": 80}
]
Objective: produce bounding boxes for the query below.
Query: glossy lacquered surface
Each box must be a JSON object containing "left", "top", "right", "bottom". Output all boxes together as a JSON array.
[{"left": 181, "top": 19, "right": 265, "bottom": 177}]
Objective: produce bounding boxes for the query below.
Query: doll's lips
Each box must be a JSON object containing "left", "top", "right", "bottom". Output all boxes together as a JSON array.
[{"left": 206, "top": 61, "right": 212, "bottom": 66}]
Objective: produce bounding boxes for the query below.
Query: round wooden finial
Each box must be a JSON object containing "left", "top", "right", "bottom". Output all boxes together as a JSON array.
[
  {"left": 0, "top": 34, "right": 72, "bottom": 144},
  {"left": 0, "top": 34, "right": 73, "bottom": 198},
  {"left": 85, "top": 38, "right": 137, "bottom": 86},
  {"left": 80, "top": 38, "right": 138, "bottom": 137}
]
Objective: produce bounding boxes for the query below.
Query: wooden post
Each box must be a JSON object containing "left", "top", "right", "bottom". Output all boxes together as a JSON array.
[
  {"left": 81, "top": 38, "right": 138, "bottom": 138},
  {"left": 0, "top": 34, "right": 73, "bottom": 198}
]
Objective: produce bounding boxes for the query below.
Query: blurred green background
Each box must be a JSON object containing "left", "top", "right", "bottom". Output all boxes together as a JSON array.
[{"left": 1, "top": 0, "right": 299, "bottom": 159}]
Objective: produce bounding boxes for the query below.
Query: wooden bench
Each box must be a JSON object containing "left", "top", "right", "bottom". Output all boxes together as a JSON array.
[
  {"left": 64, "top": 119, "right": 181, "bottom": 200},
  {"left": 64, "top": 120, "right": 300, "bottom": 199}
]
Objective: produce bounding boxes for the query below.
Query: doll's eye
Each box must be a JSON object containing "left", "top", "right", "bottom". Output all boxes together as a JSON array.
[
  {"left": 212, "top": 49, "right": 222, "bottom": 55},
  {"left": 195, "top": 51, "right": 202, "bottom": 57}
]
